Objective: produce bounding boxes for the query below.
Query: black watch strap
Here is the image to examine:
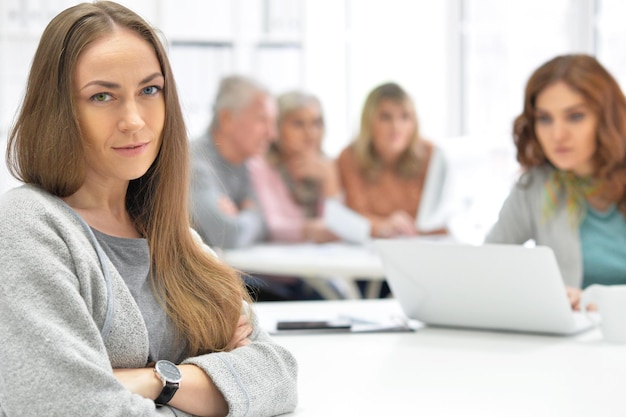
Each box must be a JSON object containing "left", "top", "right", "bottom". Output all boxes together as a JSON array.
[{"left": 155, "top": 381, "right": 179, "bottom": 405}]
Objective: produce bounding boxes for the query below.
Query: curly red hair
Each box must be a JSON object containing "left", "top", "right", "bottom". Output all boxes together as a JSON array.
[{"left": 513, "top": 54, "right": 626, "bottom": 212}]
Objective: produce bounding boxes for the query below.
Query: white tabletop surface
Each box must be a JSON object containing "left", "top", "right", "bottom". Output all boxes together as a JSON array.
[
  {"left": 222, "top": 242, "right": 386, "bottom": 298},
  {"left": 222, "top": 242, "right": 384, "bottom": 280},
  {"left": 253, "top": 299, "right": 626, "bottom": 417}
]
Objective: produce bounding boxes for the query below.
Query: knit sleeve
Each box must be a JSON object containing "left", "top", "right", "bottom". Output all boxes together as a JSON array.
[
  {"left": 181, "top": 307, "right": 298, "bottom": 417},
  {"left": 484, "top": 172, "right": 538, "bottom": 244},
  {"left": 181, "top": 228, "right": 298, "bottom": 416}
]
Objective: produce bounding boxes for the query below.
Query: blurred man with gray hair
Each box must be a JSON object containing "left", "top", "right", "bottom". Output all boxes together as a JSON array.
[{"left": 190, "top": 75, "right": 277, "bottom": 249}]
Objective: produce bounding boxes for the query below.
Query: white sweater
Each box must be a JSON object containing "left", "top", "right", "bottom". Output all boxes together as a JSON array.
[{"left": 0, "top": 185, "right": 297, "bottom": 417}]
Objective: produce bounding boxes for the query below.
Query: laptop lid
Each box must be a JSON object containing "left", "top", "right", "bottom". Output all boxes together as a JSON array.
[{"left": 374, "top": 239, "right": 592, "bottom": 335}]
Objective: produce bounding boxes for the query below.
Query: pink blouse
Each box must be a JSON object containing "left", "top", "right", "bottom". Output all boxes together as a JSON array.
[{"left": 248, "top": 156, "right": 309, "bottom": 242}]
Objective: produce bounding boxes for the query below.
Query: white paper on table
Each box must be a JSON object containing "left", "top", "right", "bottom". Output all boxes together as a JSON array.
[{"left": 258, "top": 310, "right": 422, "bottom": 335}]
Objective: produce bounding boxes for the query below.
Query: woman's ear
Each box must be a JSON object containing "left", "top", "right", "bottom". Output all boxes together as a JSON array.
[{"left": 218, "top": 109, "right": 233, "bottom": 133}]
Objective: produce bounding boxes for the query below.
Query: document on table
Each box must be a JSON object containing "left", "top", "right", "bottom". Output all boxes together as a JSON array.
[{"left": 258, "top": 310, "right": 423, "bottom": 335}]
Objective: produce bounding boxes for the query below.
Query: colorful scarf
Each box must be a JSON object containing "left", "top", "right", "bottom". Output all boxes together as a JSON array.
[{"left": 542, "top": 170, "right": 602, "bottom": 226}]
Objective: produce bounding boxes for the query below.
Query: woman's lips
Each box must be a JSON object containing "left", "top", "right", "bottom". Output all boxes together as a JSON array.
[
  {"left": 113, "top": 142, "right": 149, "bottom": 156},
  {"left": 553, "top": 147, "right": 572, "bottom": 155}
]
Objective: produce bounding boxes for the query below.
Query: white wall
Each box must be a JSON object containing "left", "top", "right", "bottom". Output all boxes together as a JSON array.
[
  {"left": 2, "top": 0, "right": 625, "bottom": 203},
  {"left": 300, "top": 1, "right": 454, "bottom": 156}
]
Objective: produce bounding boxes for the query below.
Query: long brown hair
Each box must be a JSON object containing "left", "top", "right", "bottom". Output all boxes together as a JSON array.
[
  {"left": 513, "top": 54, "right": 626, "bottom": 213},
  {"left": 353, "top": 82, "right": 426, "bottom": 180},
  {"left": 6, "top": 1, "right": 249, "bottom": 355}
]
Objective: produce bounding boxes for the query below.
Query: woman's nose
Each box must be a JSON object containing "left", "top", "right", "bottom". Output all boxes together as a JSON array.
[
  {"left": 118, "top": 100, "right": 145, "bottom": 132},
  {"left": 551, "top": 120, "right": 567, "bottom": 142}
]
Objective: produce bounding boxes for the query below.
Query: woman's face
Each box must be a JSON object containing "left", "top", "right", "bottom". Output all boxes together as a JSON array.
[
  {"left": 534, "top": 81, "right": 598, "bottom": 176},
  {"left": 371, "top": 98, "right": 415, "bottom": 164},
  {"left": 278, "top": 104, "right": 324, "bottom": 157},
  {"left": 73, "top": 27, "right": 165, "bottom": 187}
]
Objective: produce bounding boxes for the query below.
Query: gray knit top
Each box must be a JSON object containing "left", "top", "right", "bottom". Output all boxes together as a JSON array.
[{"left": 0, "top": 184, "right": 297, "bottom": 417}]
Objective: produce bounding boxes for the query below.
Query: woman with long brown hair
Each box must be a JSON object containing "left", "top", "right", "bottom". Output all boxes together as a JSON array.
[
  {"left": 0, "top": 2, "right": 296, "bottom": 416},
  {"left": 486, "top": 54, "right": 626, "bottom": 310}
]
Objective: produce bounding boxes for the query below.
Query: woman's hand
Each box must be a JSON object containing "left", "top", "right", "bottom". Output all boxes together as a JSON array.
[
  {"left": 287, "top": 151, "right": 327, "bottom": 182},
  {"left": 566, "top": 286, "right": 596, "bottom": 311},
  {"left": 285, "top": 151, "right": 340, "bottom": 198},
  {"left": 303, "top": 218, "right": 339, "bottom": 243},
  {"left": 566, "top": 286, "right": 582, "bottom": 310},
  {"left": 375, "top": 211, "right": 417, "bottom": 238},
  {"left": 226, "top": 314, "right": 253, "bottom": 351}
]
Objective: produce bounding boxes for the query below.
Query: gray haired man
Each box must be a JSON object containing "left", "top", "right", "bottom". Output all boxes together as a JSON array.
[{"left": 190, "top": 75, "right": 277, "bottom": 249}]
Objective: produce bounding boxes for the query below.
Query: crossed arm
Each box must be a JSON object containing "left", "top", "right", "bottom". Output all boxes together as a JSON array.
[{"left": 114, "top": 315, "right": 253, "bottom": 417}]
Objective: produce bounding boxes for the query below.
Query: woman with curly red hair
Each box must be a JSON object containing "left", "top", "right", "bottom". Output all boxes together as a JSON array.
[{"left": 486, "top": 54, "right": 626, "bottom": 309}]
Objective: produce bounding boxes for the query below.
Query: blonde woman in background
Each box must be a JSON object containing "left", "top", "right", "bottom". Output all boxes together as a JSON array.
[{"left": 338, "top": 82, "right": 444, "bottom": 238}]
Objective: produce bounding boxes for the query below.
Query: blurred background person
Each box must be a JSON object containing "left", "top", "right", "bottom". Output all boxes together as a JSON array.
[
  {"left": 338, "top": 82, "right": 445, "bottom": 238},
  {"left": 247, "top": 90, "right": 341, "bottom": 301},
  {"left": 485, "top": 54, "right": 626, "bottom": 310},
  {"left": 190, "top": 75, "right": 276, "bottom": 249},
  {"left": 249, "top": 90, "right": 339, "bottom": 243}
]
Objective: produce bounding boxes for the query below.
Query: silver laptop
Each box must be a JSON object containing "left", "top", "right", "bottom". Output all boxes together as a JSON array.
[{"left": 374, "top": 239, "right": 593, "bottom": 335}]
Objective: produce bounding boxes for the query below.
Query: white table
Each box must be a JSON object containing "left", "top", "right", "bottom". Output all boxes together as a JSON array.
[
  {"left": 222, "top": 243, "right": 386, "bottom": 299},
  {"left": 253, "top": 299, "right": 626, "bottom": 417}
]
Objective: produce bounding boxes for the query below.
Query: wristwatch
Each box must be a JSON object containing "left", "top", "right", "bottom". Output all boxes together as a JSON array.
[{"left": 153, "top": 360, "right": 182, "bottom": 405}]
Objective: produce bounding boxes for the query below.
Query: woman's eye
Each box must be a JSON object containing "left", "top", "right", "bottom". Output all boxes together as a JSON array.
[
  {"left": 568, "top": 112, "right": 585, "bottom": 122},
  {"left": 535, "top": 114, "right": 551, "bottom": 124},
  {"left": 142, "top": 86, "right": 161, "bottom": 95},
  {"left": 91, "top": 92, "right": 111, "bottom": 102}
]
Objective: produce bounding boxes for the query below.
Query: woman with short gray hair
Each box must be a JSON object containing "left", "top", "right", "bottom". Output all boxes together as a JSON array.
[{"left": 248, "top": 90, "right": 339, "bottom": 242}]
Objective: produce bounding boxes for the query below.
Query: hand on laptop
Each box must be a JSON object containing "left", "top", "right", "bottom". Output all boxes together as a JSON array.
[{"left": 567, "top": 286, "right": 597, "bottom": 311}]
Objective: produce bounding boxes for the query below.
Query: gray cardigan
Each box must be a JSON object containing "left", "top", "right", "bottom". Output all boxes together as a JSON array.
[
  {"left": 484, "top": 165, "right": 582, "bottom": 288},
  {"left": 0, "top": 185, "right": 297, "bottom": 417}
]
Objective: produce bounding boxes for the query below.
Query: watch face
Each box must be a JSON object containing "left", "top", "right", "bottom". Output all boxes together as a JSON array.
[{"left": 156, "top": 360, "right": 182, "bottom": 382}]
